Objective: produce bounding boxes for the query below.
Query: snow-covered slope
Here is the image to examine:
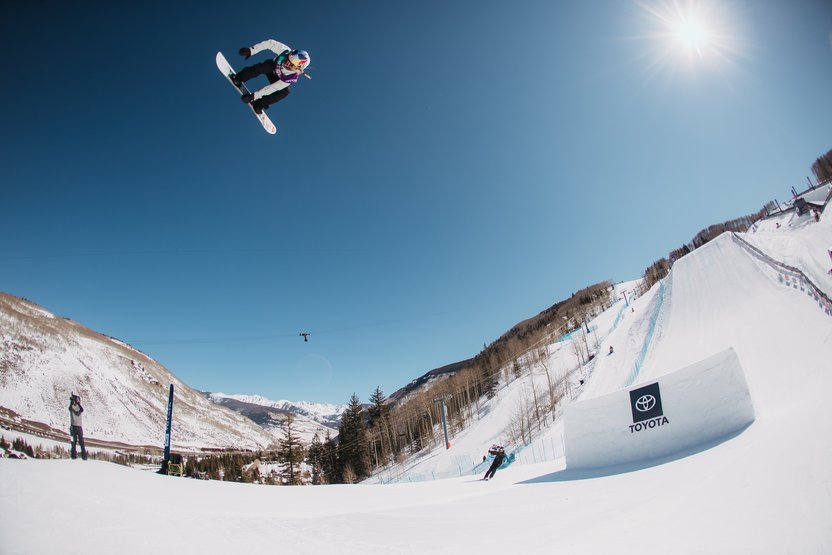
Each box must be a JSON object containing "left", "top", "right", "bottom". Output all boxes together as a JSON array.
[
  {"left": 0, "top": 294, "right": 278, "bottom": 450},
  {"left": 373, "top": 207, "right": 832, "bottom": 505}
]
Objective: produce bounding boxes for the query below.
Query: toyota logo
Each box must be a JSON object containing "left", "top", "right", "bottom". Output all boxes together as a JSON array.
[{"left": 635, "top": 394, "right": 656, "bottom": 412}]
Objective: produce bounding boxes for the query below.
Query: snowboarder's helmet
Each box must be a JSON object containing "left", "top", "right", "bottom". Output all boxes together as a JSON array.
[{"left": 285, "top": 50, "right": 310, "bottom": 71}]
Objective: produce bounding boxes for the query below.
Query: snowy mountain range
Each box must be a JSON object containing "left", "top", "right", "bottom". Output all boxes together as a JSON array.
[
  {"left": 0, "top": 293, "right": 335, "bottom": 451},
  {"left": 204, "top": 392, "right": 344, "bottom": 443}
]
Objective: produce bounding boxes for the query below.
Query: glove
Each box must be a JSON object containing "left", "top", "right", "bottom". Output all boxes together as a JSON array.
[{"left": 239, "top": 47, "right": 252, "bottom": 59}]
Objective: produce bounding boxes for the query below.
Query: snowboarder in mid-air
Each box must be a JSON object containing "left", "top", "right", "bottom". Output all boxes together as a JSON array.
[
  {"left": 483, "top": 445, "right": 506, "bottom": 480},
  {"left": 229, "top": 39, "right": 310, "bottom": 114}
]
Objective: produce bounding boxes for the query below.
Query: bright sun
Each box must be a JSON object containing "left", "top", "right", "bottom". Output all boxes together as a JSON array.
[
  {"left": 630, "top": 0, "right": 746, "bottom": 79},
  {"left": 674, "top": 15, "right": 709, "bottom": 55}
]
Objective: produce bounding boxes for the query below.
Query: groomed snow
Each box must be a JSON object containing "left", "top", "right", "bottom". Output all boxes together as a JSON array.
[{"left": 1, "top": 207, "right": 830, "bottom": 554}]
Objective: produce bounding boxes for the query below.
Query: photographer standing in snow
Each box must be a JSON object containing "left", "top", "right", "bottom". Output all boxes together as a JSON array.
[{"left": 69, "top": 394, "right": 87, "bottom": 460}]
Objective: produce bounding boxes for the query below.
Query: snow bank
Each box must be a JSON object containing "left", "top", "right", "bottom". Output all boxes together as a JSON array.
[{"left": 564, "top": 348, "right": 755, "bottom": 469}]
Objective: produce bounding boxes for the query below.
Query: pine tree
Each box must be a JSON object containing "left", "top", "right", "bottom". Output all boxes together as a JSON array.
[
  {"left": 306, "top": 433, "right": 326, "bottom": 485},
  {"left": 368, "top": 386, "right": 390, "bottom": 423},
  {"left": 12, "top": 437, "right": 34, "bottom": 457},
  {"left": 337, "top": 393, "right": 369, "bottom": 482},
  {"left": 368, "top": 386, "right": 394, "bottom": 467},
  {"left": 278, "top": 414, "right": 305, "bottom": 485},
  {"left": 321, "top": 430, "right": 338, "bottom": 483}
]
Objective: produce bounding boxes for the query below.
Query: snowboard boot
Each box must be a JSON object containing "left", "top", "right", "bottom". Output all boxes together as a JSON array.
[
  {"left": 241, "top": 93, "right": 254, "bottom": 104},
  {"left": 251, "top": 100, "right": 266, "bottom": 115},
  {"left": 230, "top": 73, "right": 243, "bottom": 87}
]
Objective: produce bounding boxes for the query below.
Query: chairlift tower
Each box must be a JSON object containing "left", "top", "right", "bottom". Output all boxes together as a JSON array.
[{"left": 434, "top": 394, "right": 452, "bottom": 449}]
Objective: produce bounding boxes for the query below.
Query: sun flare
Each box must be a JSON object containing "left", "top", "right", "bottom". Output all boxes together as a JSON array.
[
  {"left": 674, "top": 15, "right": 709, "bottom": 55},
  {"left": 633, "top": 0, "right": 746, "bottom": 72}
]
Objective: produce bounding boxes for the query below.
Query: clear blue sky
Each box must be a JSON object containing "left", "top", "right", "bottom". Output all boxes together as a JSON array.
[{"left": 2, "top": 1, "right": 830, "bottom": 404}]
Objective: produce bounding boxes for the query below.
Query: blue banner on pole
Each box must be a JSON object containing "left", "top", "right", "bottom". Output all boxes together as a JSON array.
[{"left": 163, "top": 384, "right": 174, "bottom": 462}]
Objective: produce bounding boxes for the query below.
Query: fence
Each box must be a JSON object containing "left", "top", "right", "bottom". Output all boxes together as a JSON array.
[
  {"left": 510, "top": 435, "right": 566, "bottom": 466},
  {"left": 375, "top": 452, "right": 512, "bottom": 484},
  {"left": 732, "top": 233, "right": 832, "bottom": 318}
]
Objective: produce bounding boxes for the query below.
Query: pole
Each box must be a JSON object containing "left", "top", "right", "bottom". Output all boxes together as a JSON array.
[
  {"left": 163, "top": 384, "right": 174, "bottom": 463},
  {"left": 434, "top": 396, "right": 451, "bottom": 449},
  {"left": 441, "top": 402, "right": 450, "bottom": 449}
]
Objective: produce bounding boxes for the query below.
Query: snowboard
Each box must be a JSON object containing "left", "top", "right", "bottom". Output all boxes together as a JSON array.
[{"left": 215, "top": 51, "right": 277, "bottom": 135}]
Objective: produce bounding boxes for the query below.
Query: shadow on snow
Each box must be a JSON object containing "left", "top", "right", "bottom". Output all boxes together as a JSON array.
[{"left": 516, "top": 425, "right": 753, "bottom": 485}]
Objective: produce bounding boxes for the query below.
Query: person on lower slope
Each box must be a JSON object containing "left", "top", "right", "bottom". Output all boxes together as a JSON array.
[{"left": 483, "top": 445, "right": 506, "bottom": 480}]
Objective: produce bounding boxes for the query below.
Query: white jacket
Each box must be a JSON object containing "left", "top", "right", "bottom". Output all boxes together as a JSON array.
[
  {"left": 247, "top": 39, "right": 299, "bottom": 101},
  {"left": 249, "top": 39, "right": 291, "bottom": 58},
  {"left": 70, "top": 403, "right": 83, "bottom": 427}
]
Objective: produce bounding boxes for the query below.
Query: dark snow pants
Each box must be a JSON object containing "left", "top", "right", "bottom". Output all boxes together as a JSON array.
[
  {"left": 71, "top": 425, "right": 87, "bottom": 460},
  {"left": 484, "top": 460, "right": 500, "bottom": 480},
  {"left": 234, "top": 59, "right": 291, "bottom": 111}
]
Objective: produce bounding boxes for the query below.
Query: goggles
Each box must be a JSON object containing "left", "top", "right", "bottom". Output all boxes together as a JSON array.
[{"left": 284, "top": 54, "right": 308, "bottom": 72}]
